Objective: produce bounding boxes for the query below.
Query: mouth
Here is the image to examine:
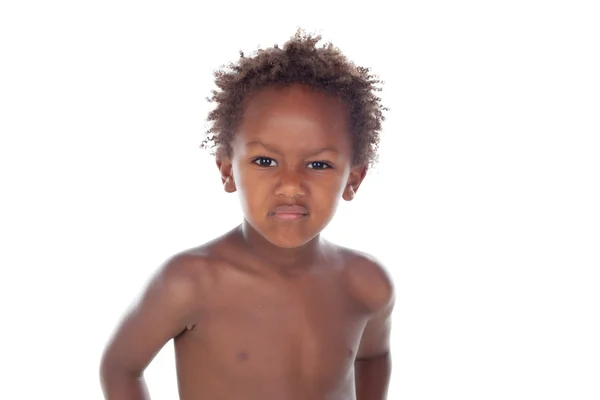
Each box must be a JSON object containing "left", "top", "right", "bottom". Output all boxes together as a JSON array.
[{"left": 269, "top": 205, "right": 309, "bottom": 220}]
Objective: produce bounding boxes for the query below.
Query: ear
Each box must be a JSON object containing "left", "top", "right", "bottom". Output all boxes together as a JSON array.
[
  {"left": 216, "top": 156, "right": 236, "bottom": 193},
  {"left": 342, "top": 164, "right": 367, "bottom": 201}
]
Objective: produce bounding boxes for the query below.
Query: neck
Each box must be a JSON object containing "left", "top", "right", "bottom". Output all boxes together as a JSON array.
[{"left": 235, "top": 220, "right": 324, "bottom": 270}]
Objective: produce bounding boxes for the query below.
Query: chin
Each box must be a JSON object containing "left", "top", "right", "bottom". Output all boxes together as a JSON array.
[
  {"left": 271, "top": 238, "right": 312, "bottom": 249},
  {"left": 243, "top": 212, "right": 328, "bottom": 249},
  {"left": 262, "top": 230, "right": 316, "bottom": 249},
  {"left": 246, "top": 219, "right": 317, "bottom": 249}
]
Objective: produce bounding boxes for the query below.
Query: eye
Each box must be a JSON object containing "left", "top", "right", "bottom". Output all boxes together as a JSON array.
[
  {"left": 307, "top": 161, "right": 332, "bottom": 170},
  {"left": 253, "top": 157, "right": 278, "bottom": 167}
]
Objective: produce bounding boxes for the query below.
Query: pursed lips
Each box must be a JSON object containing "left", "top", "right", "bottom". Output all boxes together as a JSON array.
[{"left": 269, "top": 204, "right": 309, "bottom": 220}]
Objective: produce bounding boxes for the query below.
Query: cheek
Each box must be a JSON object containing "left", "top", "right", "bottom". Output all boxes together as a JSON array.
[
  {"left": 234, "top": 169, "right": 270, "bottom": 207},
  {"left": 311, "top": 177, "right": 346, "bottom": 207}
]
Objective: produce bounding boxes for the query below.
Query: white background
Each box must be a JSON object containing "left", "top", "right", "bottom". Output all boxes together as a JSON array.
[{"left": 1, "top": 1, "right": 599, "bottom": 399}]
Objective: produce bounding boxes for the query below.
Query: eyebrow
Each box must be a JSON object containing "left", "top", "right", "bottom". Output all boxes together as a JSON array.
[{"left": 246, "top": 141, "right": 339, "bottom": 157}]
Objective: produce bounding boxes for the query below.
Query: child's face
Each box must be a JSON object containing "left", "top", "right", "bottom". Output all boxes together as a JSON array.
[{"left": 217, "top": 84, "right": 366, "bottom": 248}]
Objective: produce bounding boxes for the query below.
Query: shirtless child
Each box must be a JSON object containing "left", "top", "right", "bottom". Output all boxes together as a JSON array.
[{"left": 100, "top": 30, "right": 395, "bottom": 400}]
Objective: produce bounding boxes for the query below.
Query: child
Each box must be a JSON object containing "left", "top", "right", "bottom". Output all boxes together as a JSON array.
[{"left": 100, "top": 29, "right": 395, "bottom": 400}]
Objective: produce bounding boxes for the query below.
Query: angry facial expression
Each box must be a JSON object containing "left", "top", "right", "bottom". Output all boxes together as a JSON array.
[{"left": 217, "top": 84, "right": 366, "bottom": 249}]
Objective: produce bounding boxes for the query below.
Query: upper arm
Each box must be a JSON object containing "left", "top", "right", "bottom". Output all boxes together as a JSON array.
[
  {"left": 100, "top": 253, "right": 205, "bottom": 376},
  {"left": 349, "top": 256, "right": 396, "bottom": 360},
  {"left": 356, "top": 293, "right": 394, "bottom": 360}
]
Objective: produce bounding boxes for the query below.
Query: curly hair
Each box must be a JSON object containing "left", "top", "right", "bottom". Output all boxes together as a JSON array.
[{"left": 201, "top": 29, "right": 387, "bottom": 168}]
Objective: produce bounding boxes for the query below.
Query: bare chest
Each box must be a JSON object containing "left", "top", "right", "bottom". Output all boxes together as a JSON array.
[{"left": 176, "top": 275, "right": 367, "bottom": 391}]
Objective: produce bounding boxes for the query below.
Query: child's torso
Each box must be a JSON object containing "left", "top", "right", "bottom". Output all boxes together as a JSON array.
[{"left": 173, "top": 255, "right": 370, "bottom": 400}]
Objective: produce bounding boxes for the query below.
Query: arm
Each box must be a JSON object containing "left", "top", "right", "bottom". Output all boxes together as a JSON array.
[
  {"left": 355, "top": 298, "right": 394, "bottom": 400},
  {"left": 352, "top": 257, "right": 395, "bottom": 400},
  {"left": 100, "top": 254, "right": 202, "bottom": 400}
]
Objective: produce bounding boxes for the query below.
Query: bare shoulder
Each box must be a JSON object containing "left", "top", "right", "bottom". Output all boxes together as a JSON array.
[
  {"left": 334, "top": 245, "right": 395, "bottom": 314},
  {"left": 150, "top": 250, "right": 211, "bottom": 308},
  {"left": 100, "top": 244, "right": 224, "bottom": 376},
  {"left": 156, "top": 237, "right": 231, "bottom": 302}
]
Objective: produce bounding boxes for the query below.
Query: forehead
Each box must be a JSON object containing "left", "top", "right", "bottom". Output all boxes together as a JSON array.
[{"left": 234, "top": 84, "right": 351, "bottom": 152}]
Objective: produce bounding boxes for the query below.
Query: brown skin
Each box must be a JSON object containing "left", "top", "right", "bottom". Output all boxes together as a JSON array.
[{"left": 100, "top": 84, "right": 395, "bottom": 399}]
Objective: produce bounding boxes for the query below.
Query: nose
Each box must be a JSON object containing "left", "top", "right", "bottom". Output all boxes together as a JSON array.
[{"left": 275, "top": 169, "right": 307, "bottom": 199}]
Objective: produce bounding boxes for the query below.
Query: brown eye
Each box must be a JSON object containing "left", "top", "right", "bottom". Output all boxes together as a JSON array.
[
  {"left": 307, "top": 161, "right": 331, "bottom": 170},
  {"left": 253, "top": 157, "right": 278, "bottom": 167}
]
